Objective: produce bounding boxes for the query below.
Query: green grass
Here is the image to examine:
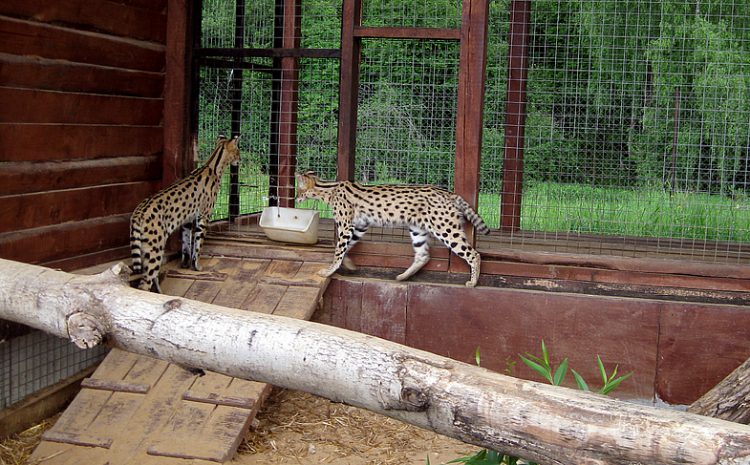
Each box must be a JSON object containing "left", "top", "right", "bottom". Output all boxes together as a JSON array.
[{"left": 215, "top": 175, "right": 750, "bottom": 243}]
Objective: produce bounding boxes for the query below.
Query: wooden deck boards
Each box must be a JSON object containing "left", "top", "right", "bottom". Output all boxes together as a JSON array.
[{"left": 30, "top": 243, "right": 330, "bottom": 465}]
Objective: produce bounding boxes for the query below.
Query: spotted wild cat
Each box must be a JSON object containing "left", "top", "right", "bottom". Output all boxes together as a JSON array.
[
  {"left": 130, "top": 135, "right": 241, "bottom": 292},
  {"left": 295, "top": 171, "right": 489, "bottom": 287}
]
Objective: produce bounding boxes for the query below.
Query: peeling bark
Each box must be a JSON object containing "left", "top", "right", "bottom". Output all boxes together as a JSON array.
[{"left": 1, "top": 258, "right": 750, "bottom": 465}]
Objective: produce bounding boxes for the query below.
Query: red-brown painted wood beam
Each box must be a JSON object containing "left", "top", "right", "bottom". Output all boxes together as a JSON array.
[
  {"left": 452, "top": 0, "right": 489, "bottom": 274},
  {"left": 277, "top": 0, "right": 302, "bottom": 207},
  {"left": 500, "top": 0, "right": 531, "bottom": 232},
  {"left": 336, "top": 0, "right": 362, "bottom": 182}
]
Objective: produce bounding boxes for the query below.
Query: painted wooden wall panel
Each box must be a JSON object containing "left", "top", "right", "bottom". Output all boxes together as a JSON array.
[{"left": 319, "top": 276, "right": 750, "bottom": 403}]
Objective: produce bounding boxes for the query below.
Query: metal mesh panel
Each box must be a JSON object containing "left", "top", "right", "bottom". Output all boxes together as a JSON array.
[
  {"left": 0, "top": 332, "right": 107, "bottom": 409},
  {"left": 482, "top": 0, "right": 750, "bottom": 263},
  {"left": 356, "top": 39, "right": 460, "bottom": 187},
  {"left": 198, "top": 0, "right": 341, "bottom": 224},
  {"left": 361, "top": 0, "right": 462, "bottom": 29}
]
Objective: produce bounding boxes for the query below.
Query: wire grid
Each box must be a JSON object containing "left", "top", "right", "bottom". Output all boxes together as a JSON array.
[
  {"left": 199, "top": 0, "right": 341, "bottom": 224},
  {"left": 361, "top": 0, "right": 462, "bottom": 29},
  {"left": 0, "top": 331, "right": 107, "bottom": 409},
  {"left": 356, "top": 39, "right": 460, "bottom": 187},
  {"left": 482, "top": 0, "right": 750, "bottom": 263}
]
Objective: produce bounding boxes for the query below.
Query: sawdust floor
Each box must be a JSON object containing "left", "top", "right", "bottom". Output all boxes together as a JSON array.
[{"left": 234, "top": 389, "right": 479, "bottom": 465}]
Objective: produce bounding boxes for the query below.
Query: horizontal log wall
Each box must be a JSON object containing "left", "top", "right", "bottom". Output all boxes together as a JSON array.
[
  {"left": 0, "top": 0, "right": 168, "bottom": 270},
  {"left": 318, "top": 275, "right": 750, "bottom": 405}
]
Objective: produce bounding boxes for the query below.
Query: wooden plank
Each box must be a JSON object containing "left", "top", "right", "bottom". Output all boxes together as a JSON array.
[
  {"left": 240, "top": 283, "right": 288, "bottom": 313},
  {"left": 0, "top": 53, "right": 164, "bottom": 97},
  {"left": 0, "top": 157, "right": 161, "bottom": 196},
  {"left": 211, "top": 258, "right": 269, "bottom": 308},
  {"left": 454, "top": 0, "right": 489, "bottom": 247},
  {"left": 0, "top": 214, "right": 130, "bottom": 264},
  {"left": 275, "top": 0, "right": 302, "bottom": 207},
  {"left": 202, "top": 240, "right": 332, "bottom": 262},
  {"left": 0, "top": 182, "right": 155, "bottom": 233},
  {"left": 657, "top": 303, "right": 750, "bottom": 404},
  {"left": 336, "top": 0, "right": 362, "bottom": 181},
  {"left": 480, "top": 247, "right": 750, "bottom": 281},
  {"left": 162, "top": 0, "right": 191, "bottom": 186},
  {"left": 0, "top": 124, "right": 163, "bottom": 162},
  {"left": 0, "top": 0, "right": 167, "bottom": 43},
  {"left": 41, "top": 389, "right": 113, "bottom": 439},
  {"left": 354, "top": 26, "right": 460, "bottom": 40},
  {"left": 90, "top": 363, "right": 202, "bottom": 463},
  {"left": 500, "top": 0, "right": 531, "bottom": 232},
  {"left": 273, "top": 286, "right": 324, "bottom": 320},
  {"left": 80, "top": 378, "right": 151, "bottom": 394},
  {"left": 406, "top": 282, "right": 660, "bottom": 400},
  {"left": 0, "top": 87, "right": 163, "bottom": 125},
  {"left": 0, "top": 15, "right": 165, "bottom": 71},
  {"left": 43, "top": 245, "right": 132, "bottom": 273},
  {"left": 360, "top": 280, "right": 407, "bottom": 344},
  {"left": 480, "top": 259, "right": 750, "bottom": 293}
]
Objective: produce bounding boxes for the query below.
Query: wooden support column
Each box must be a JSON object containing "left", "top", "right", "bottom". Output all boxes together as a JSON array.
[
  {"left": 277, "top": 0, "right": 302, "bottom": 206},
  {"left": 336, "top": 0, "right": 362, "bottom": 181},
  {"left": 163, "top": 0, "right": 193, "bottom": 187},
  {"left": 229, "top": 0, "right": 245, "bottom": 221},
  {"left": 500, "top": 0, "right": 531, "bottom": 232},
  {"left": 452, "top": 0, "right": 489, "bottom": 273}
]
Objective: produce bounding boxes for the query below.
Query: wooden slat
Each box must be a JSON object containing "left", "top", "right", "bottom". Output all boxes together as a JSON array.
[
  {"left": 454, "top": 0, "right": 489, "bottom": 248},
  {"left": 211, "top": 258, "right": 268, "bottom": 308},
  {"left": 0, "top": 182, "right": 155, "bottom": 233},
  {"left": 360, "top": 280, "right": 407, "bottom": 344},
  {"left": 162, "top": 0, "right": 191, "bottom": 186},
  {"left": 0, "top": 53, "right": 164, "bottom": 97},
  {"left": 336, "top": 0, "right": 362, "bottom": 181},
  {"left": 500, "top": 0, "right": 531, "bottom": 232},
  {"left": 240, "top": 282, "right": 287, "bottom": 313},
  {"left": 273, "top": 286, "right": 324, "bottom": 320},
  {"left": 0, "top": 124, "right": 163, "bottom": 162},
  {"left": 0, "top": 0, "right": 167, "bottom": 43},
  {"left": 0, "top": 87, "right": 163, "bottom": 125},
  {"left": 0, "top": 214, "right": 130, "bottom": 264},
  {"left": 81, "top": 378, "right": 151, "bottom": 394},
  {"left": 43, "top": 245, "right": 132, "bottom": 273},
  {"left": 354, "top": 26, "right": 460, "bottom": 40},
  {"left": 0, "top": 15, "right": 165, "bottom": 71},
  {"left": 0, "top": 157, "right": 160, "bottom": 196}
]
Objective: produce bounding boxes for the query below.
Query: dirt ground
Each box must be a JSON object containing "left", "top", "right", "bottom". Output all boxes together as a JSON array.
[
  {"left": 235, "top": 389, "right": 479, "bottom": 465},
  {"left": 1, "top": 389, "right": 477, "bottom": 465}
]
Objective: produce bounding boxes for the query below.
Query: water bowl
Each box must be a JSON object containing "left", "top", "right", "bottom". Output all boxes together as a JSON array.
[{"left": 259, "top": 207, "right": 320, "bottom": 245}]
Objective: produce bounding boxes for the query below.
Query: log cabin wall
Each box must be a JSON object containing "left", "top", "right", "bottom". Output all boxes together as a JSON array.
[{"left": 0, "top": 0, "right": 172, "bottom": 271}]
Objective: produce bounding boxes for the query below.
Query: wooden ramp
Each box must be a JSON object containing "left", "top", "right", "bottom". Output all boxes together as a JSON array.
[{"left": 30, "top": 240, "right": 331, "bottom": 465}]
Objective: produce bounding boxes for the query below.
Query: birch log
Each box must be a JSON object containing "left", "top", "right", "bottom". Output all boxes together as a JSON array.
[
  {"left": 1, "top": 258, "right": 750, "bottom": 465},
  {"left": 689, "top": 357, "right": 750, "bottom": 424}
]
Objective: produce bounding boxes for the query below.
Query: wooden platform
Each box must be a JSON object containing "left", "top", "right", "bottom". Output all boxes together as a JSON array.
[{"left": 30, "top": 241, "right": 330, "bottom": 464}]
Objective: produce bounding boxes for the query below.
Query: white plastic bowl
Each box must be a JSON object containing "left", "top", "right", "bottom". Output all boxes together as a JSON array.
[{"left": 259, "top": 207, "right": 320, "bottom": 245}]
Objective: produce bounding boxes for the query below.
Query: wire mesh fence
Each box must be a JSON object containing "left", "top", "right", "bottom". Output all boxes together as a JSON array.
[
  {"left": 0, "top": 331, "right": 107, "bottom": 409},
  {"left": 197, "top": 0, "right": 340, "bottom": 222},
  {"left": 483, "top": 0, "right": 750, "bottom": 263},
  {"left": 198, "top": 0, "right": 750, "bottom": 263}
]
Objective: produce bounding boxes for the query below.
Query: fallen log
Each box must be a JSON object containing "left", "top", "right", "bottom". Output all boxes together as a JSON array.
[
  {"left": 1, "top": 257, "right": 750, "bottom": 465},
  {"left": 689, "top": 357, "right": 750, "bottom": 424}
]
